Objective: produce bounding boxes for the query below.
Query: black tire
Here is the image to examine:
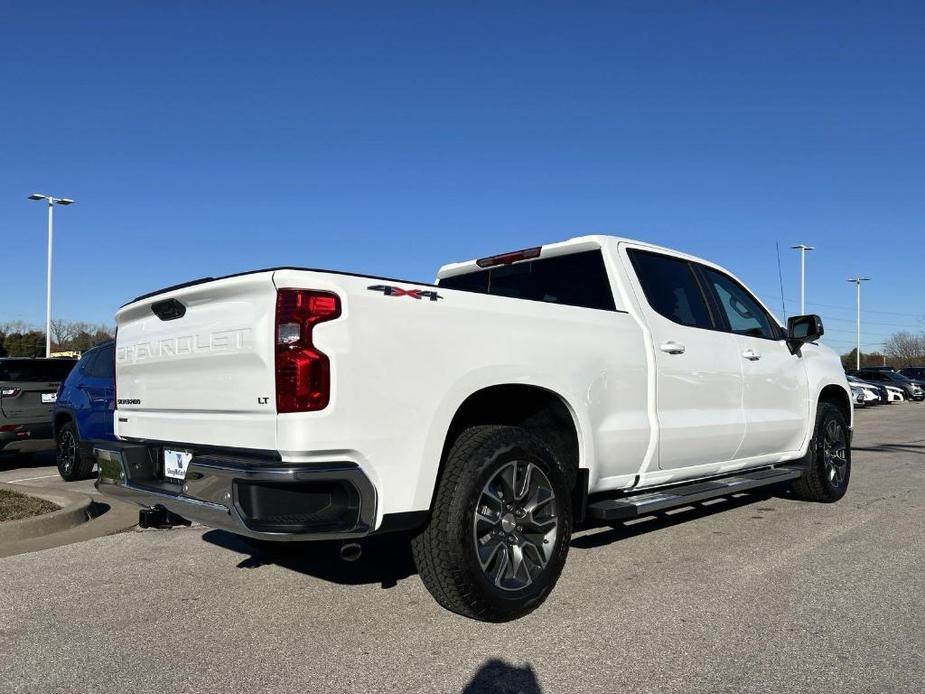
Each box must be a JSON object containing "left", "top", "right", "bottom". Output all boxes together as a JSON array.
[
  {"left": 790, "top": 402, "right": 851, "bottom": 502},
  {"left": 412, "top": 425, "right": 573, "bottom": 622},
  {"left": 56, "top": 421, "right": 93, "bottom": 481}
]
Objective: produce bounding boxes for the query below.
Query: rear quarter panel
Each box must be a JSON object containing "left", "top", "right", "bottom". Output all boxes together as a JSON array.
[{"left": 272, "top": 268, "right": 651, "bottom": 521}]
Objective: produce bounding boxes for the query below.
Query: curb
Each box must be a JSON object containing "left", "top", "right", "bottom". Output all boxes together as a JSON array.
[{"left": 0, "top": 483, "right": 94, "bottom": 543}]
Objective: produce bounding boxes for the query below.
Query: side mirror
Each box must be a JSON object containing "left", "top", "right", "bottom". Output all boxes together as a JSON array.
[{"left": 786, "top": 314, "right": 824, "bottom": 353}]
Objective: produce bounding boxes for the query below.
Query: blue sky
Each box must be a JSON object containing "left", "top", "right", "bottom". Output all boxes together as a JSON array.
[{"left": 1, "top": 1, "right": 922, "bottom": 354}]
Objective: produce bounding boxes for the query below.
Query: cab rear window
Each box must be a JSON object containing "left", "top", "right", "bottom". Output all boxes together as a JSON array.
[{"left": 438, "top": 250, "right": 616, "bottom": 311}]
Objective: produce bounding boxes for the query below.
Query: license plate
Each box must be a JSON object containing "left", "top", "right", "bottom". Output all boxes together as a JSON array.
[
  {"left": 164, "top": 449, "right": 193, "bottom": 480},
  {"left": 41, "top": 393, "right": 57, "bottom": 403}
]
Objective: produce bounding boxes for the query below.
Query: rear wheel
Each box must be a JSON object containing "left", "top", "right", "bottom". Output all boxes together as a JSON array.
[
  {"left": 56, "top": 421, "right": 93, "bottom": 481},
  {"left": 412, "top": 425, "right": 573, "bottom": 622},
  {"left": 790, "top": 402, "right": 850, "bottom": 502}
]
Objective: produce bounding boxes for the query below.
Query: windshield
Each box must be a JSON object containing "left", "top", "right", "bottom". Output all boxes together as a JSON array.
[{"left": 886, "top": 373, "right": 912, "bottom": 382}]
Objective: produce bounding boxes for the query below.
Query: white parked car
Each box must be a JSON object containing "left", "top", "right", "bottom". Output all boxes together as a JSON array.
[
  {"left": 884, "top": 385, "right": 905, "bottom": 403},
  {"left": 94, "top": 235, "right": 852, "bottom": 620},
  {"left": 850, "top": 385, "right": 868, "bottom": 407},
  {"left": 846, "top": 375, "right": 883, "bottom": 405},
  {"left": 860, "top": 385, "right": 881, "bottom": 405}
]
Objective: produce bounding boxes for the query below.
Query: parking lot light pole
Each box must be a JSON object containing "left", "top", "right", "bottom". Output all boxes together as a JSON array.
[
  {"left": 847, "top": 277, "right": 870, "bottom": 370},
  {"left": 791, "top": 244, "right": 814, "bottom": 314},
  {"left": 27, "top": 193, "right": 75, "bottom": 358}
]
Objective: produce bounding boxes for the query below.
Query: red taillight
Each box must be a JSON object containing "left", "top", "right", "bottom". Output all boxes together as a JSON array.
[{"left": 275, "top": 289, "right": 341, "bottom": 413}]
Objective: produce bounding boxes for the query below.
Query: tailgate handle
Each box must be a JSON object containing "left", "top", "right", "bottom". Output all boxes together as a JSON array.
[{"left": 151, "top": 298, "right": 186, "bottom": 321}]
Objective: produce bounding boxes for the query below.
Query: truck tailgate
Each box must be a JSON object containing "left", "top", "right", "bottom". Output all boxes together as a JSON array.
[{"left": 114, "top": 271, "right": 278, "bottom": 449}]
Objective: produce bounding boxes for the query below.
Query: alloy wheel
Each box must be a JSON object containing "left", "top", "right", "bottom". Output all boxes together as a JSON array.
[
  {"left": 58, "top": 430, "right": 77, "bottom": 474},
  {"left": 822, "top": 419, "right": 848, "bottom": 488},
  {"left": 472, "top": 461, "right": 558, "bottom": 591}
]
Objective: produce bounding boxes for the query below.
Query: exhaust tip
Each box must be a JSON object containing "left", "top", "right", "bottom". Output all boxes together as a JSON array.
[{"left": 340, "top": 542, "right": 362, "bottom": 562}]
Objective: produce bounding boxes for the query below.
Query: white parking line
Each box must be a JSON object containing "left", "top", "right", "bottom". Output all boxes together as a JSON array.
[{"left": 4, "top": 474, "right": 59, "bottom": 484}]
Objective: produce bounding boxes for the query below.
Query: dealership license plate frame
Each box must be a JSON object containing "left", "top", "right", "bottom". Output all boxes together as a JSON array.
[{"left": 163, "top": 448, "right": 193, "bottom": 480}]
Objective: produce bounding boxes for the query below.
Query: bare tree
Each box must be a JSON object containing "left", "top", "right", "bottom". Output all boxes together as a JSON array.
[
  {"left": 49, "top": 319, "right": 78, "bottom": 349},
  {"left": 3, "top": 320, "right": 113, "bottom": 355},
  {"left": 883, "top": 331, "right": 925, "bottom": 367},
  {"left": 0, "top": 320, "right": 34, "bottom": 335},
  {"left": 840, "top": 349, "right": 890, "bottom": 370}
]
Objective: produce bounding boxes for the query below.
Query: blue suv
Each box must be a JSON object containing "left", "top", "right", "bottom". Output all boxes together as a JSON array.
[{"left": 53, "top": 340, "right": 116, "bottom": 480}]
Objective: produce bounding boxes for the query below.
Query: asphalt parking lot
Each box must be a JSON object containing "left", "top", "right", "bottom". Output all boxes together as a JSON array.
[
  {"left": 0, "top": 442, "right": 96, "bottom": 497},
  {"left": 1, "top": 404, "right": 923, "bottom": 694}
]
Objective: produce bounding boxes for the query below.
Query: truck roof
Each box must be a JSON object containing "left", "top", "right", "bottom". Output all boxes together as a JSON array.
[{"left": 436, "top": 234, "right": 712, "bottom": 279}]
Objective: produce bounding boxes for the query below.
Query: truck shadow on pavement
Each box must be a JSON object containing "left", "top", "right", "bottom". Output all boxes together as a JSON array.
[
  {"left": 202, "top": 487, "right": 784, "bottom": 588},
  {"left": 851, "top": 442, "right": 925, "bottom": 456},
  {"left": 201, "top": 529, "right": 419, "bottom": 589}
]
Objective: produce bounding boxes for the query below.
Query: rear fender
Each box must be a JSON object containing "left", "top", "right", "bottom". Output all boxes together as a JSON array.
[{"left": 412, "top": 368, "right": 593, "bottom": 512}]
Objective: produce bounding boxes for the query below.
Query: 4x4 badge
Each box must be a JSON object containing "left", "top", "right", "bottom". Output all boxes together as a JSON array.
[{"left": 367, "top": 285, "right": 443, "bottom": 302}]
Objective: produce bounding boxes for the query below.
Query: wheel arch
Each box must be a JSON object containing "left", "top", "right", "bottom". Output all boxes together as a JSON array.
[
  {"left": 818, "top": 383, "right": 852, "bottom": 427},
  {"left": 53, "top": 409, "right": 75, "bottom": 438},
  {"left": 428, "top": 383, "right": 584, "bottom": 511}
]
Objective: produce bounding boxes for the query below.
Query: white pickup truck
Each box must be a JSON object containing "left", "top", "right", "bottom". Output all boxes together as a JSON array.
[{"left": 94, "top": 235, "right": 852, "bottom": 621}]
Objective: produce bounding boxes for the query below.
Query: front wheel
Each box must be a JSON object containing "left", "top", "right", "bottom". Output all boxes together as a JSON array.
[
  {"left": 412, "top": 425, "right": 573, "bottom": 622},
  {"left": 790, "top": 402, "right": 851, "bottom": 502}
]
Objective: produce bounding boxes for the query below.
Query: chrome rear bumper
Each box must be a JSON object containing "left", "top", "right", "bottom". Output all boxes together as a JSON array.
[{"left": 93, "top": 441, "right": 376, "bottom": 541}]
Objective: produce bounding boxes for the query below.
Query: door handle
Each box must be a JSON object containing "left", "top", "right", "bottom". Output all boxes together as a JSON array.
[
  {"left": 659, "top": 341, "right": 686, "bottom": 355},
  {"left": 743, "top": 349, "right": 762, "bottom": 361}
]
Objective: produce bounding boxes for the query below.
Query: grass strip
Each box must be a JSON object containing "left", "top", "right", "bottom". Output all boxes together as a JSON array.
[{"left": 0, "top": 488, "right": 60, "bottom": 523}]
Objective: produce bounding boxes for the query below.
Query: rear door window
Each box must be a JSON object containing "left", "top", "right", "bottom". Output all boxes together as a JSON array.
[
  {"left": 627, "top": 250, "right": 714, "bottom": 329},
  {"left": 74, "top": 351, "right": 95, "bottom": 375},
  {"left": 438, "top": 250, "right": 616, "bottom": 311},
  {"left": 85, "top": 345, "right": 114, "bottom": 379}
]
